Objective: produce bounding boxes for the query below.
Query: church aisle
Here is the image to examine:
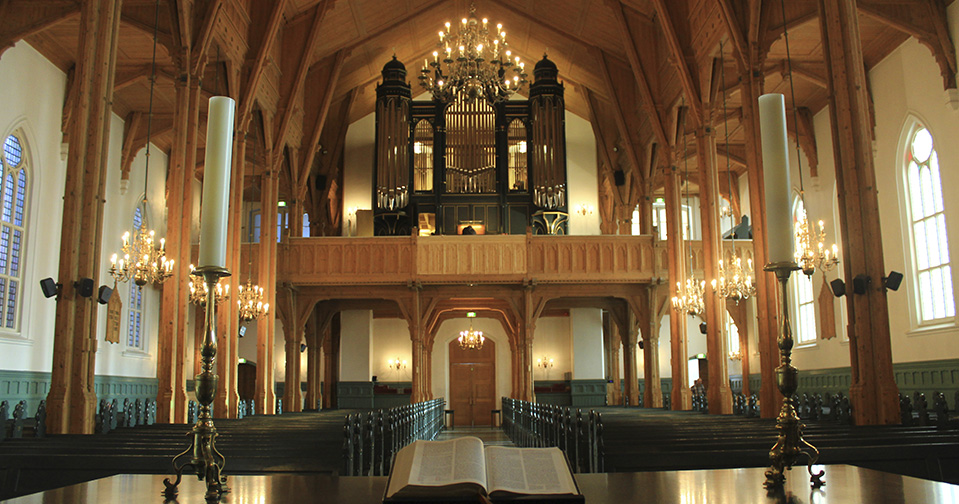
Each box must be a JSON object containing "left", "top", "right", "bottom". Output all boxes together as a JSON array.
[{"left": 434, "top": 426, "right": 515, "bottom": 447}]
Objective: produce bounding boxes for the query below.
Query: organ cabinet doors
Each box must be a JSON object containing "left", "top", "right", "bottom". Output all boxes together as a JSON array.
[{"left": 372, "top": 56, "right": 567, "bottom": 236}]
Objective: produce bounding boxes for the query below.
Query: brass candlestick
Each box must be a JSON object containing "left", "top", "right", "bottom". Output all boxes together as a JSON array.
[
  {"left": 763, "top": 261, "right": 824, "bottom": 491},
  {"left": 164, "top": 266, "right": 231, "bottom": 501}
]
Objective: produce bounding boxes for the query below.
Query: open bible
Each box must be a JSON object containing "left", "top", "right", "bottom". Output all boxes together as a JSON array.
[{"left": 384, "top": 436, "right": 583, "bottom": 503}]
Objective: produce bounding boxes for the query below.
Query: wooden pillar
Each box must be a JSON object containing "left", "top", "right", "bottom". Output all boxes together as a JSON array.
[
  {"left": 818, "top": 0, "right": 899, "bottom": 424},
  {"left": 665, "top": 167, "right": 691, "bottom": 410},
  {"left": 739, "top": 59, "right": 781, "bottom": 419},
  {"left": 620, "top": 315, "right": 640, "bottom": 406},
  {"left": 255, "top": 171, "right": 279, "bottom": 414},
  {"left": 304, "top": 313, "right": 321, "bottom": 410},
  {"left": 696, "top": 126, "right": 733, "bottom": 414},
  {"left": 604, "top": 312, "right": 622, "bottom": 406},
  {"left": 409, "top": 289, "right": 428, "bottom": 403},
  {"left": 175, "top": 72, "right": 203, "bottom": 423},
  {"left": 322, "top": 315, "right": 339, "bottom": 409},
  {"left": 284, "top": 325, "right": 303, "bottom": 412},
  {"left": 156, "top": 57, "right": 191, "bottom": 424},
  {"left": 425, "top": 340, "right": 434, "bottom": 400},
  {"left": 46, "top": 0, "right": 123, "bottom": 435},
  {"left": 518, "top": 287, "right": 537, "bottom": 402},
  {"left": 641, "top": 290, "right": 663, "bottom": 408}
]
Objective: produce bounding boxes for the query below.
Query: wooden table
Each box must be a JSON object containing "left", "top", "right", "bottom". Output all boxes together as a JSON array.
[{"left": 4, "top": 465, "right": 956, "bottom": 503}]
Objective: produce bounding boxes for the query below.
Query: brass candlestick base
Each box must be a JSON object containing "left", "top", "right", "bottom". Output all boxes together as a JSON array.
[
  {"left": 164, "top": 266, "right": 231, "bottom": 501},
  {"left": 762, "top": 262, "right": 824, "bottom": 491}
]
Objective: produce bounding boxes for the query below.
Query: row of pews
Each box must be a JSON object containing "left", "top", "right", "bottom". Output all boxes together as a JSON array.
[
  {"left": 341, "top": 398, "right": 445, "bottom": 476},
  {"left": 500, "top": 397, "right": 605, "bottom": 473},
  {"left": 599, "top": 403, "right": 958, "bottom": 484},
  {"left": 1, "top": 401, "right": 45, "bottom": 440}
]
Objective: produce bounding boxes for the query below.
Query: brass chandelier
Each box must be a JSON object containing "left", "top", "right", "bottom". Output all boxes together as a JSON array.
[
  {"left": 671, "top": 97, "right": 706, "bottom": 317},
  {"left": 711, "top": 40, "right": 756, "bottom": 302},
  {"left": 108, "top": 2, "right": 173, "bottom": 287},
  {"left": 458, "top": 312, "right": 485, "bottom": 350},
  {"left": 419, "top": 4, "right": 528, "bottom": 103},
  {"left": 237, "top": 281, "right": 268, "bottom": 323},
  {"left": 794, "top": 208, "right": 839, "bottom": 276},
  {"left": 188, "top": 264, "right": 229, "bottom": 306}
]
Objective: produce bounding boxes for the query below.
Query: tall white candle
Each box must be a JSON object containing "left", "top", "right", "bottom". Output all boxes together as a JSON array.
[
  {"left": 198, "top": 96, "right": 235, "bottom": 269},
  {"left": 758, "top": 93, "right": 793, "bottom": 264}
]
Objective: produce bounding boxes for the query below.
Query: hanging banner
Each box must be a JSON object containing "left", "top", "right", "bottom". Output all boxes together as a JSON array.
[{"left": 105, "top": 284, "right": 122, "bottom": 344}]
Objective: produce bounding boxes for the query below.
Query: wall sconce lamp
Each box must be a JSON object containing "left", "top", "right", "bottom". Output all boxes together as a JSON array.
[
  {"left": 574, "top": 204, "right": 594, "bottom": 216},
  {"left": 387, "top": 358, "right": 408, "bottom": 370},
  {"left": 536, "top": 356, "right": 554, "bottom": 369}
]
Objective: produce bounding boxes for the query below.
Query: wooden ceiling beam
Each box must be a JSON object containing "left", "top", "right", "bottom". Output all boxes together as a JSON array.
[
  {"left": 120, "top": 112, "right": 145, "bottom": 180},
  {"left": 298, "top": 50, "right": 347, "bottom": 199},
  {"left": 649, "top": 0, "right": 704, "bottom": 125},
  {"left": 236, "top": 0, "right": 289, "bottom": 129},
  {"left": 715, "top": 0, "right": 748, "bottom": 69},
  {"left": 191, "top": 0, "right": 224, "bottom": 75},
  {"left": 274, "top": 0, "right": 333, "bottom": 165},
  {"left": 334, "top": 0, "right": 446, "bottom": 57},
  {"left": 120, "top": 13, "right": 175, "bottom": 54},
  {"left": 314, "top": 90, "right": 356, "bottom": 229},
  {"left": 597, "top": 50, "right": 645, "bottom": 195},
  {"left": 609, "top": 0, "right": 669, "bottom": 150},
  {"left": 0, "top": 2, "right": 80, "bottom": 58},
  {"left": 857, "top": 1, "right": 957, "bottom": 89},
  {"left": 583, "top": 86, "right": 625, "bottom": 208}
]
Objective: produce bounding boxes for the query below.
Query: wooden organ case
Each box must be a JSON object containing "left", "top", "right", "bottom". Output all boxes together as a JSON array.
[{"left": 372, "top": 55, "right": 568, "bottom": 235}]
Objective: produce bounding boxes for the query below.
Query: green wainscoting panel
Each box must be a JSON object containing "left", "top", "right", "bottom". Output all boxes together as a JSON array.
[
  {"left": 0, "top": 371, "right": 158, "bottom": 417},
  {"left": 337, "top": 381, "right": 374, "bottom": 409},
  {"left": 570, "top": 379, "right": 607, "bottom": 407},
  {"left": 534, "top": 380, "right": 572, "bottom": 406}
]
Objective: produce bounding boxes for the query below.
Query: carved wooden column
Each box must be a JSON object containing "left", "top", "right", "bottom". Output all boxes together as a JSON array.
[
  {"left": 408, "top": 289, "right": 429, "bottom": 403},
  {"left": 46, "top": 0, "right": 122, "bottom": 435},
  {"left": 518, "top": 287, "right": 537, "bottom": 402},
  {"left": 641, "top": 289, "right": 663, "bottom": 408},
  {"left": 284, "top": 327, "right": 303, "bottom": 412},
  {"left": 620, "top": 315, "right": 640, "bottom": 407},
  {"left": 156, "top": 54, "right": 191, "bottom": 424},
  {"left": 255, "top": 170, "right": 279, "bottom": 414},
  {"left": 304, "top": 312, "right": 320, "bottom": 410},
  {"left": 322, "top": 315, "right": 339, "bottom": 409},
  {"left": 175, "top": 70, "right": 204, "bottom": 423},
  {"left": 696, "top": 125, "right": 733, "bottom": 414},
  {"left": 604, "top": 312, "right": 622, "bottom": 406},
  {"left": 665, "top": 167, "right": 691, "bottom": 410},
  {"left": 819, "top": 0, "right": 899, "bottom": 424},
  {"left": 739, "top": 59, "right": 780, "bottom": 419}
]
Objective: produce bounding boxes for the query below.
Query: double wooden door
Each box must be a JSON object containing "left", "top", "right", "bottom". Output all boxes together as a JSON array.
[{"left": 448, "top": 339, "right": 495, "bottom": 427}]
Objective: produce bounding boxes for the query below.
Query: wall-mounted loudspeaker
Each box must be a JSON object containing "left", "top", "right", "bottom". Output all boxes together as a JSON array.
[
  {"left": 40, "top": 277, "right": 60, "bottom": 299},
  {"left": 97, "top": 285, "right": 113, "bottom": 305},
  {"left": 830, "top": 278, "right": 846, "bottom": 297},
  {"left": 883, "top": 271, "right": 904, "bottom": 291},
  {"left": 75, "top": 278, "right": 94, "bottom": 298},
  {"left": 853, "top": 274, "right": 870, "bottom": 295}
]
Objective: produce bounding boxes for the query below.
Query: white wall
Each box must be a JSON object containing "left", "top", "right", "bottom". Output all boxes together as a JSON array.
[
  {"left": 372, "top": 317, "right": 413, "bottom": 382},
  {"left": 339, "top": 309, "right": 373, "bottom": 381},
  {"left": 343, "top": 112, "right": 375, "bottom": 235},
  {"left": 531, "top": 315, "right": 572, "bottom": 381},
  {"left": 0, "top": 41, "right": 168, "bottom": 379},
  {"left": 570, "top": 308, "right": 604, "bottom": 378},
  {"left": 566, "top": 112, "right": 600, "bottom": 235}
]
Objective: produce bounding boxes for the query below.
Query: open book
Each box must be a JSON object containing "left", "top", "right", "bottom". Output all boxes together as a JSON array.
[{"left": 384, "top": 437, "right": 583, "bottom": 503}]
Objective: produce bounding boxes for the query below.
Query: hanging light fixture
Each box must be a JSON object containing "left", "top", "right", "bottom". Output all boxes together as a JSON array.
[
  {"left": 108, "top": 2, "right": 173, "bottom": 287},
  {"left": 711, "top": 40, "right": 756, "bottom": 302},
  {"left": 778, "top": 6, "right": 839, "bottom": 277},
  {"left": 419, "top": 3, "right": 528, "bottom": 103},
  {"left": 238, "top": 133, "right": 269, "bottom": 323},
  {"left": 188, "top": 264, "right": 229, "bottom": 306},
  {"left": 457, "top": 312, "right": 485, "bottom": 350},
  {"left": 671, "top": 98, "right": 706, "bottom": 317}
]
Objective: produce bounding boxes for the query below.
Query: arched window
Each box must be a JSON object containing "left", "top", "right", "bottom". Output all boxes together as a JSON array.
[
  {"left": 127, "top": 205, "right": 145, "bottom": 351},
  {"left": 904, "top": 124, "right": 954, "bottom": 323},
  {"left": 792, "top": 197, "right": 817, "bottom": 344},
  {"left": 0, "top": 133, "right": 28, "bottom": 331}
]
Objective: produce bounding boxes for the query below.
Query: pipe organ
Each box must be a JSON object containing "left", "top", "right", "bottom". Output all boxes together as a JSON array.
[{"left": 373, "top": 55, "right": 567, "bottom": 236}]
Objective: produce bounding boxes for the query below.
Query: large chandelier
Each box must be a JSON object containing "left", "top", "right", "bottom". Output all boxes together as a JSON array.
[
  {"left": 711, "top": 39, "right": 756, "bottom": 303},
  {"left": 107, "top": 4, "right": 173, "bottom": 287},
  {"left": 458, "top": 312, "right": 485, "bottom": 350},
  {"left": 188, "top": 264, "right": 229, "bottom": 306},
  {"left": 109, "top": 222, "right": 174, "bottom": 286},
  {"left": 794, "top": 207, "right": 839, "bottom": 276},
  {"left": 419, "top": 4, "right": 528, "bottom": 103},
  {"left": 237, "top": 281, "right": 268, "bottom": 323},
  {"left": 670, "top": 96, "right": 706, "bottom": 317}
]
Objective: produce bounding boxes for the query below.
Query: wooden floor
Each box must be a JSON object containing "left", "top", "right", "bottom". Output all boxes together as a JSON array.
[{"left": 5, "top": 465, "right": 958, "bottom": 503}]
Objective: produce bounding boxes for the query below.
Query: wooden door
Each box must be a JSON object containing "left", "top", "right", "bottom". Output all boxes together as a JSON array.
[
  {"left": 448, "top": 339, "right": 495, "bottom": 427},
  {"left": 238, "top": 362, "right": 256, "bottom": 401}
]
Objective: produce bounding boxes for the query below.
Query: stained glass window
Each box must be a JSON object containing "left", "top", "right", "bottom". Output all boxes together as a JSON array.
[
  {"left": 0, "top": 134, "right": 26, "bottom": 331},
  {"left": 905, "top": 125, "right": 954, "bottom": 323},
  {"left": 792, "top": 197, "right": 817, "bottom": 344},
  {"left": 127, "top": 206, "right": 145, "bottom": 349}
]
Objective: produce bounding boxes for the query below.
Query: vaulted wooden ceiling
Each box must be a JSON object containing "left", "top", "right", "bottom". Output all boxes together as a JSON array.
[{"left": 4, "top": 0, "right": 955, "bottom": 231}]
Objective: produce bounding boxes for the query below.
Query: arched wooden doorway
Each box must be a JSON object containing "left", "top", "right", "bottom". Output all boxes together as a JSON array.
[{"left": 448, "top": 338, "right": 495, "bottom": 427}]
